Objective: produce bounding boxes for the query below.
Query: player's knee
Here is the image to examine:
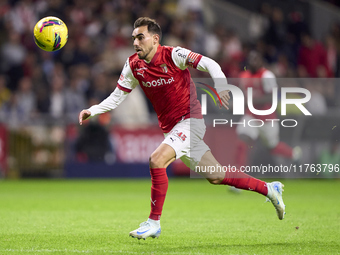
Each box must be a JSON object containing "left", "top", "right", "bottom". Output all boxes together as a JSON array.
[
  {"left": 207, "top": 178, "right": 223, "bottom": 185},
  {"left": 149, "top": 151, "right": 165, "bottom": 168}
]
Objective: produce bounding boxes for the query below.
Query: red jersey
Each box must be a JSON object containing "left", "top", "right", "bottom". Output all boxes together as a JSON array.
[
  {"left": 117, "top": 45, "right": 203, "bottom": 133},
  {"left": 239, "top": 67, "right": 277, "bottom": 120}
]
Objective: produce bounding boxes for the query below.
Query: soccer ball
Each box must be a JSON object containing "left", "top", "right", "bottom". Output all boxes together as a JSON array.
[{"left": 33, "top": 16, "right": 68, "bottom": 52}]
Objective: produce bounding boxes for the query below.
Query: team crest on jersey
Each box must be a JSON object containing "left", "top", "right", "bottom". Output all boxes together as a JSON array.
[
  {"left": 160, "top": 64, "right": 168, "bottom": 73},
  {"left": 187, "top": 57, "right": 195, "bottom": 67}
]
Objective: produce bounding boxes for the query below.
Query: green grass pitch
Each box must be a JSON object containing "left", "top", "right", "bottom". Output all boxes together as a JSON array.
[{"left": 0, "top": 178, "right": 339, "bottom": 254}]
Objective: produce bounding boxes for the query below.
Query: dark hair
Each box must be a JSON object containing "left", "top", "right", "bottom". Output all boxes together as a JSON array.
[{"left": 134, "top": 17, "right": 162, "bottom": 40}]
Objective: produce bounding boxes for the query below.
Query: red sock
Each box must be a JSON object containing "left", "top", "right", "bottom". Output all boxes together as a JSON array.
[
  {"left": 270, "top": 142, "right": 293, "bottom": 158},
  {"left": 149, "top": 168, "right": 168, "bottom": 220},
  {"left": 220, "top": 169, "right": 268, "bottom": 196}
]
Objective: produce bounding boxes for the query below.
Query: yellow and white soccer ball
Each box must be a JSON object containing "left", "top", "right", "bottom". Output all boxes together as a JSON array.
[{"left": 33, "top": 16, "right": 68, "bottom": 52}]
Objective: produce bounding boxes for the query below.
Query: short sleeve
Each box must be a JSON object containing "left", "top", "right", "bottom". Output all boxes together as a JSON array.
[
  {"left": 171, "top": 46, "right": 202, "bottom": 70},
  {"left": 117, "top": 58, "right": 139, "bottom": 93},
  {"left": 262, "top": 70, "right": 277, "bottom": 93}
]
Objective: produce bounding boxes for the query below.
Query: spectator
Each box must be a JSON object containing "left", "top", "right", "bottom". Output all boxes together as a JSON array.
[
  {"left": 183, "top": 10, "right": 206, "bottom": 54},
  {"left": 325, "top": 35, "right": 338, "bottom": 76},
  {"left": 75, "top": 122, "right": 113, "bottom": 162},
  {"left": 0, "top": 93, "right": 24, "bottom": 129},
  {"left": 298, "top": 32, "right": 331, "bottom": 77},
  {"left": 64, "top": 77, "right": 87, "bottom": 122},
  {"left": 222, "top": 29, "right": 243, "bottom": 61},
  {"left": 163, "top": 19, "right": 185, "bottom": 47},
  {"left": 89, "top": 73, "right": 110, "bottom": 102},
  {"left": 49, "top": 76, "right": 65, "bottom": 119},
  {"left": 177, "top": 0, "right": 203, "bottom": 17},
  {"left": 286, "top": 11, "right": 309, "bottom": 66},
  {"left": 204, "top": 24, "right": 224, "bottom": 60},
  {"left": 16, "top": 77, "right": 36, "bottom": 120},
  {"left": 35, "top": 85, "right": 50, "bottom": 116},
  {"left": 1, "top": 32, "right": 26, "bottom": 90},
  {"left": 248, "top": 2, "right": 270, "bottom": 41},
  {"left": 264, "top": 7, "right": 286, "bottom": 52},
  {"left": 5, "top": 0, "right": 37, "bottom": 35},
  {"left": 0, "top": 75, "right": 11, "bottom": 109},
  {"left": 0, "top": 76, "right": 37, "bottom": 128}
]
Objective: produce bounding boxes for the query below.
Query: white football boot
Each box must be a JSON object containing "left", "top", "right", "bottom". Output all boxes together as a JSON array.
[
  {"left": 266, "top": 181, "right": 286, "bottom": 220},
  {"left": 129, "top": 219, "right": 161, "bottom": 240}
]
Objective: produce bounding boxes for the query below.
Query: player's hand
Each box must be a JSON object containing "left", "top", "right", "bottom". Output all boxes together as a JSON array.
[
  {"left": 219, "top": 90, "right": 230, "bottom": 110},
  {"left": 79, "top": 109, "right": 91, "bottom": 125}
]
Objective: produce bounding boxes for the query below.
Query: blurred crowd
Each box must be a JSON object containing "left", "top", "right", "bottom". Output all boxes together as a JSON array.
[
  {"left": 324, "top": 0, "right": 340, "bottom": 8},
  {"left": 0, "top": 0, "right": 340, "bottom": 128}
]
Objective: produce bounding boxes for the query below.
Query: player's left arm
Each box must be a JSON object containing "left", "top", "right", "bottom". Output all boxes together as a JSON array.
[
  {"left": 195, "top": 56, "right": 230, "bottom": 109},
  {"left": 171, "top": 47, "right": 230, "bottom": 109}
]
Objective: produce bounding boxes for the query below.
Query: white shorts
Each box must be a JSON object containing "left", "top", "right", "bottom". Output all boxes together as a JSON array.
[
  {"left": 162, "top": 118, "right": 210, "bottom": 169},
  {"left": 236, "top": 115, "right": 279, "bottom": 148}
]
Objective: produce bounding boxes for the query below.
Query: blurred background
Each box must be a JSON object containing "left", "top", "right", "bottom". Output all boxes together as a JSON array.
[{"left": 0, "top": 0, "right": 339, "bottom": 179}]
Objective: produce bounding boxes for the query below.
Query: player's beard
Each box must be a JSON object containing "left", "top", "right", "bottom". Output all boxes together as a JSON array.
[{"left": 137, "top": 45, "right": 153, "bottom": 60}]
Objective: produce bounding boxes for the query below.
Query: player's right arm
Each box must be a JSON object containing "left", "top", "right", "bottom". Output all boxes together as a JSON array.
[{"left": 79, "top": 59, "right": 139, "bottom": 125}]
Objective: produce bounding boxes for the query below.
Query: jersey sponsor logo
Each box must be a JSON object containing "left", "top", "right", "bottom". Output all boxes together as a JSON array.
[
  {"left": 142, "top": 77, "right": 175, "bottom": 87},
  {"left": 119, "top": 74, "right": 124, "bottom": 81},
  {"left": 177, "top": 52, "right": 187, "bottom": 58},
  {"left": 160, "top": 64, "right": 168, "bottom": 73}
]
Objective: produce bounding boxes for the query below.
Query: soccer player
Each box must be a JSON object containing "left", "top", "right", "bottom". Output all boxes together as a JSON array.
[
  {"left": 235, "top": 51, "right": 301, "bottom": 168},
  {"left": 79, "top": 17, "right": 285, "bottom": 240}
]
